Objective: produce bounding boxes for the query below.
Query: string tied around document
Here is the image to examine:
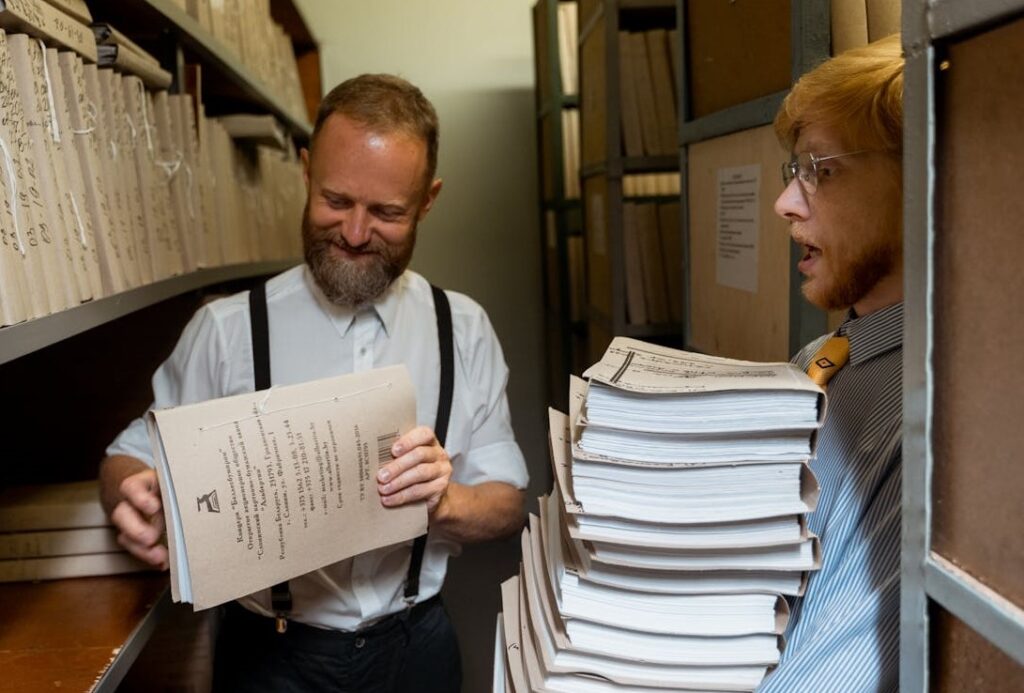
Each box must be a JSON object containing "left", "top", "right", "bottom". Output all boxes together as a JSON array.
[
  {"left": 71, "top": 101, "right": 98, "bottom": 136},
  {"left": 68, "top": 191, "right": 88, "bottom": 248},
  {"left": 183, "top": 160, "right": 196, "bottom": 219},
  {"left": 137, "top": 80, "right": 154, "bottom": 154},
  {"left": 197, "top": 381, "right": 395, "bottom": 433},
  {"left": 124, "top": 114, "right": 138, "bottom": 141},
  {"left": 37, "top": 39, "right": 61, "bottom": 145},
  {"left": 156, "top": 151, "right": 183, "bottom": 180},
  {"left": 0, "top": 136, "right": 26, "bottom": 256}
]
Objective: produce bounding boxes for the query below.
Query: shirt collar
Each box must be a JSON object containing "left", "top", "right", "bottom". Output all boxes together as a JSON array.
[
  {"left": 836, "top": 302, "right": 903, "bottom": 366},
  {"left": 302, "top": 265, "right": 404, "bottom": 339}
]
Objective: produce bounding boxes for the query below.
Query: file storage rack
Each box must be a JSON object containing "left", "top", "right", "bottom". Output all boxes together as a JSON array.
[{"left": 0, "top": 1, "right": 316, "bottom": 689}]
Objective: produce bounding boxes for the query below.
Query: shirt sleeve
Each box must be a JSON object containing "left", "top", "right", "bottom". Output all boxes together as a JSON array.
[
  {"left": 106, "top": 304, "right": 230, "bottom": 466},
  {"left": 449, "top": 296, "right": 529, "bottom": 490}
]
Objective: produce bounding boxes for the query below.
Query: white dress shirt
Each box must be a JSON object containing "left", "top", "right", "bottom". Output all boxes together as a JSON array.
[{"left": 108, "top": 264, "right": 529, "bottom": 631}]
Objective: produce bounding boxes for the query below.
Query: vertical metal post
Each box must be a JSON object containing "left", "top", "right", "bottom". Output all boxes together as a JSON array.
[{"left": 901, "top": 2, "right": 935, "bottom": 690}]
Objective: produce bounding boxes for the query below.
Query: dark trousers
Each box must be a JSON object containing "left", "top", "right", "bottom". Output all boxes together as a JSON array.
[{"left": 212, "top": 596, "right": 462, "bottom": 693}]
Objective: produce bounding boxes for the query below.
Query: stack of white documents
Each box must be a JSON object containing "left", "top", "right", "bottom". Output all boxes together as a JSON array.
[{"left": 495, "top": 338, "right": 826, "bottom": 692}]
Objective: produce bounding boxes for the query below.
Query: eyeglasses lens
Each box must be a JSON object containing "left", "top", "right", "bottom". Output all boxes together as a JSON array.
[{"left": 796, "top": 152, "right": 817, "bottom": 194}]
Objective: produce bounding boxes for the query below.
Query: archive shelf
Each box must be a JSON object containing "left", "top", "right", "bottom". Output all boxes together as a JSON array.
[
  {"left": 533, "top": 0, "right": 585, "bottom": 411},
  {"left": 0, "top": 1, "right": 317, "bottom": 689},
  {"left": 87, "top": 0, "right": 314, "bottom": 137},
  {"left": 578, "top": 0, "right": 681, "bottom": 364}
]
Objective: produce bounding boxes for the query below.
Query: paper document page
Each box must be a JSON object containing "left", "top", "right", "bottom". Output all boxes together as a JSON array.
[
  {"left": 583, "top": 337, "right": 822, "bottom": 395},
  {"left": 148, "top": 365, "right": 427, "bottom": 609}
]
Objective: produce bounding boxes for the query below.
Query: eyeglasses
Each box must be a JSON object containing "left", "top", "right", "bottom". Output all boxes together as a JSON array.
[{"left": 781, "top": 150, "right": 867, "bottom": 195}]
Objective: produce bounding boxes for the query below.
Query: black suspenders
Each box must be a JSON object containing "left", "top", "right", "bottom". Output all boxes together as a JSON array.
[{"left": 247, "top": 281, "right": 454, "bottom": 632}]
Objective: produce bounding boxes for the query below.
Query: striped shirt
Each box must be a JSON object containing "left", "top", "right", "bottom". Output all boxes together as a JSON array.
[{"left": 758, "top": 302, "right": 902, "bottom": 693}]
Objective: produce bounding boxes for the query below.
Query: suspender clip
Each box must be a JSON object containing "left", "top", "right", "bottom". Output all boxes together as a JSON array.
[{"left": 275, "top": 614, "right": 288, "bottom": 633}]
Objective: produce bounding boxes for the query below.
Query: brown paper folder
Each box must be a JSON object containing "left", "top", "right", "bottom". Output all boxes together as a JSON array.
[
  {"left": 98, "top": 43, "right": 173, "bottom": 90},
  {"left": 635, "top": 201, "right": 669, "bottom": 323},
  {"left": 40, "top": 0, "right": 91, "bottom": 25},
  {"left": 58, "top": 52, "right": 126, "bottom": 294},
  {"left": 645, "top": 28, "right": 677, "bottom": 156},
  {"left": 0, "top": 0, "right": 97, "bottom": 62},
  {"left": 658, "top": 201, "right": 683, "bottom": 323},
  {"left": 45, "top": 46, "right": 103, "bottom": 300},
  {"left": 830, "top": 0, "right": 869, "bottom": 54},
  {"left": 617, "top": 31, "right": 643, "bottom": 158},
  {"left": 84, "top": 62, "right": 141, "bottom": 290},
  {"left": 628, "top": 32, "right": 662, "bottom": 156},
  {"left": 621, "top": 201, "right": 647, "bottom": 325},
  {"left": 0, "top": 34, "right": 31, "bottom": 324},
  {"left": 866, "top": 0, "right": 900, "bottom": 42},
  {"left": 7, "top": 33, "right": 80, "bottom": 310}
]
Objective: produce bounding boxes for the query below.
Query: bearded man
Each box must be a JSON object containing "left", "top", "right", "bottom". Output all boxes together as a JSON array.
[
  {"left": 100, "top": 74, "right": 527, "bottom": 693},
  {"left": 758, "top": 36, "right": 904, "bottom": 692}
]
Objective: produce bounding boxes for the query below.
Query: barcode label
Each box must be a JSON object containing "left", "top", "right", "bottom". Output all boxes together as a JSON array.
[{"left": 377, "top": 431, "right": 399, "bottom": 465}]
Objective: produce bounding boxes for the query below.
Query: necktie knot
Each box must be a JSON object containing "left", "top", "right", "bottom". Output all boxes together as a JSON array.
[{"left": 806, "top": 336, "right": 850, "bottom": 388}]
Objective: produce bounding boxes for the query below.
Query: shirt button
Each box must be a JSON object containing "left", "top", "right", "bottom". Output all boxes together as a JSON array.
[{"left": 354, "top": 637, "right": 366, "bottom": 649}]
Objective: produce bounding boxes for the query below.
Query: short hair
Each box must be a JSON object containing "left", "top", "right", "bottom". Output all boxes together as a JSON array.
[
  {"left": 775, "top": 35, "right": 904, "bottom": 157},
  {"left": 311, "top": 73, "right": 440, "bottom": 185}
]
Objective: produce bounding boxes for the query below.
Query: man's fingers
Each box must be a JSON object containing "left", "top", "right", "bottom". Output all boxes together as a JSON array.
[
  {"left": 379, "top": 452, "right": 433, "bottom": 490},
  {"left": 378, "top": 442, "right": 434, "bottom": 483},
  {"left": 390, "top": 426, "right": 436, "bottom": 458},
  {"left": 117, "top": 532, "right": 168, "bottom": 569},
  {"left": 111, "top": 501, "right": 163, "bottom": 547},
  {"left": 380, "top": 476, "right": 447, "bottom": 508},
  {"left": 119, "top": 470, "right": 162, "bottom": 516}
]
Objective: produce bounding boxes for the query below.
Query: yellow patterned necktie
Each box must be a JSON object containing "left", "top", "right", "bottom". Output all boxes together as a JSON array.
[{"left": 806, "top": 336, "right": 850, "bottom": 388}]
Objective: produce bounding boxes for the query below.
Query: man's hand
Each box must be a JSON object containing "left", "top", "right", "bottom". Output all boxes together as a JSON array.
[
  {"left": 100, "top": 456, "right": 169, "bottom": 570},
  {"left": 375, "top": 427, "right": 525, "bottom": 543},
  {"left": 377, "top": 425, "right": 452, "bottom": 514}
]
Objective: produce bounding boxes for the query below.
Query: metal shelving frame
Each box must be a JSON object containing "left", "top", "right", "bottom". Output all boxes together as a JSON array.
[
  {"left": 0, "top": 260, "right": 297, "bottom": 365},
  {"left": 901, "top": 1, "right": 1024, "bottom": 689}
]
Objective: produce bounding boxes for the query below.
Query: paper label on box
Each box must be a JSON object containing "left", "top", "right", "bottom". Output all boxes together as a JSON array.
[{"left": 716, "top": 164, "right": 760, "bottom": 293}]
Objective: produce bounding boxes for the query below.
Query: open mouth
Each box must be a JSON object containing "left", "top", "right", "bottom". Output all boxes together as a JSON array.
[{"left": 797, "top": 244, "right": 821, "bottom": 274}]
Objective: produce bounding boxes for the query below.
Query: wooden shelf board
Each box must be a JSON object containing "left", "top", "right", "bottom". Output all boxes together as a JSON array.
[{"left": 0, "top": 574, "right": 170, "bottom": 693}]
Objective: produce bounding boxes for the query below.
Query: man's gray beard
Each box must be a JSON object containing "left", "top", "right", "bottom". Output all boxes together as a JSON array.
[{"left": 302, "top": 212, "right": 416, "bottom": 309}]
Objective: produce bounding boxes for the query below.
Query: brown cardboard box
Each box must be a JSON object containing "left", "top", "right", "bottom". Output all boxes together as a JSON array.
[
  {"left": 687, "top": 125, "right": 791, "bottom": 361},
  {"left": 686, "top": 0, "right": 791, "bottom": 118}
]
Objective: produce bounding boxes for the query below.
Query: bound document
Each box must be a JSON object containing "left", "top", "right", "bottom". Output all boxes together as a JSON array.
[{"left": 148, "top": 365, "right": 428, "bottom": 610}]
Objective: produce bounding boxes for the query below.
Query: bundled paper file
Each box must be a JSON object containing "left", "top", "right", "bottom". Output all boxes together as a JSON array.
[
  {"left": 148, "top": 366, "right": 427, "bottom": 610},
  {"left": 0, "top": 480, "right": 150, "bottom": 582},
  {"left": 495, "top": 337, "right": 825, "bottom": 692}
]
